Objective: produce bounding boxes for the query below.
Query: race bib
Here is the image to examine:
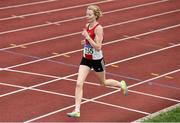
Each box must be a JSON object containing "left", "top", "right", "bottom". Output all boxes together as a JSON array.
[{"left": 84, "top": 47, "right": 94, "bottom": 55}]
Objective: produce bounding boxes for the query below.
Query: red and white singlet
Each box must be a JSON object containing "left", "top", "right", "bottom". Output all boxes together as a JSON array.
[{"left": 83, "top": 23, "right": 103, "bottom": 60}]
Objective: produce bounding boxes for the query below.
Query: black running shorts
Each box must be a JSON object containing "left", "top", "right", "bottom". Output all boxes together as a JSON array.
[{"left": 80, "top": 57, "right": 105, "bottom": 72}]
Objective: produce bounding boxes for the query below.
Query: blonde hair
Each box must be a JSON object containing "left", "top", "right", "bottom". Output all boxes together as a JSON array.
[{"left": 87, "top": 5, "right": 102, "bottom": 20}]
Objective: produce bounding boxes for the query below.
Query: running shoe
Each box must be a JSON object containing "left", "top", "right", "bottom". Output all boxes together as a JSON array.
[
  {"left": 67, "top": 111, "right": 80, "bottom": 118},
  {"left": 120, "top": 80, "right": 128, "bottom": 96}
]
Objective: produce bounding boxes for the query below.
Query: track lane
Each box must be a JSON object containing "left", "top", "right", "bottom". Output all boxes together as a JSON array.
[
  {"left": 1, "top": 17, "right": 179, "bottom": 67},
  {"left": 0, "top": 0, "right": 179, "bottom": 48},
  {"left": 0, "top": 0, "right": 100, "bottom": 18},
  {"left": 0, "top": 0, "right": 179, "bottom": 122},
  {"left": 1, "top": 38, "right": 179, "bottom": 97},
  {"left": 0, "top": 70, "right": 54, "bottom": 87},
  {"left": 0, "top": 0, "right": 45, "bottom": 8},
  {"left": 0, "top": 39, "right": 179, "bottom": 121},
  {"left": 130, "top": 72, "right": 180, "bottom": 100},
  {"left": 0, "top": 0, "right": 166, "bottom": 31},
  {"left": 1, "top": 9, "right": 179, "bottom": 51},
  {"left": 0, "top": 84, "right": 20, "bottom": 95},
  {"left": 0, "top": 89, "right": 75, "bottom": 122},
  {"left": 25, "top": 69, "right": 179, "bottom": 122},
  {"left": 3, "top": 11, "right": 179, "bottom": 58}
]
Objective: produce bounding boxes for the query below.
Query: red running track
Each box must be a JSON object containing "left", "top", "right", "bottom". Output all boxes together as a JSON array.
[{"left": 0, "top": 0, "right": 180, "bottom": 122}]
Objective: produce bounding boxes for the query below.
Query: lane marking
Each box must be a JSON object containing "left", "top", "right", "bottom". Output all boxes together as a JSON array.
[
  {"left": 10, "top": 44, "right": 16, "bottom": 46},
  {"left": 52, "top": 52, "right": 59, "bottom": 55},
  {"left": 0, "top": 72, "right": 78, "bottom": 98},
  {"left": 106, "top": 43, "right": 180, "bottom": 66},
  {"left": 168, "top": 42, "right": 176, "bottom": 46},
  {"left": 0, "top": 9, "right": 180, "bottom": 51},
  {"left": 2, "top": 24, "right": 180, "bottom": 70},
  {"left": 110, "top": 64, "right": 119, "bottom": 68},
  {"left": 65, "top": 78, "right": 180, "bottom": 102},
  {"left": 24, "top": 69, "right": 180, "bottom": 122},
  {"left": 11, "top": 15, "right": 25, "bottom": 19},
  {"left": 52, "top": 52, "right": 70, "bottom": 57},
  {"left": 0, "top": 82, "right": 150, "bottom": 116},
  {"left": 151, "top": 73, "right": 173, "bottom": 79},
  {"left": 93, "top": 100, "right": 150, "bottom": 115},
  {"left": 129, "top": 90, "right": 180, "bottom": 103},
  {"left": 1, "top": 9, "right": 179, "bottom": 52},
  {"left": 150, "top": 82, "right": 180, "bottom": 90},
  {"left": 164, "top": 76, "right": 173, "bottom": 79},
  {"left": 62, "top": 54, "right": 70, "bottom": 58},
  {"left": 10, "top": 44, "right": 27, "bottom": 48},
  {"left": 19, "top": 45, "right": 27, "bottom": 48},
  {"left": 0, "top": 0, "right": 115, "bottom": 21},
  {"left": 128, "top": 70, "right": 180, "bottom": 89},
  {"left": 1, "top": 73, "right": 179, "bottom": 102},
  {"left": 0, "top": 0, "right": 171, "bottom": 36},
  {"left": 123, "top": 35, "right": 129, "bottom": 38},
  {"left": 151, "top": 73, "right": 159, "bottom": 76},
  {"left": 0, "top": 0, "right": 58, "bottom": 10},
  {"left": 0, "top": 50, "right": 179, "bottom": 119},
  {"left": 2, "top": 42, "right": 179, "bottom": 96}
]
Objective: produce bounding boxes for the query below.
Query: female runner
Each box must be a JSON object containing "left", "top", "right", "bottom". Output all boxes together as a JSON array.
[{"left": 67, "top": 5, "right": 128, "bottom": 118}]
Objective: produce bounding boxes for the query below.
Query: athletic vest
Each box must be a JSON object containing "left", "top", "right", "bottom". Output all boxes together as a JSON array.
[{"left": 83, "top": 23, "right": 103, "bottom": 60}]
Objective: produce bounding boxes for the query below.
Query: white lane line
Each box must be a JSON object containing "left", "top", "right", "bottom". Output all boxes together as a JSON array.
[
  {"left": 0, "top": 88, "right": 27, "bottom": 97},
  {"left": 0, "top": 81, "right": 75, "bottom": 99},
  {"left": 106, "top": 43, "right": 180, "bottom": 66},
  {"left": 1, "top": 8, "right": 179, "bottom": 51},
  {"left": 0, "top": 0, "right": 114, "bottom": 21},
  {"left": 0, "top": 72, "right": 78, "bottom": 98},
  {"left": 2, "top": 42, "right": 179, "bottom": 97},
  {"left": 93, "top": 100, "right": 150, "bottom": 115},
  {"left": 6, "top": 69, "right": 60, "bottom": 79},
  {"left": 24, "top": 69, "right": 180, "bottom": 123},
  {"left": 0, "top": 82, "right": 25, "bottom": 89},
  {"left": 22, "top": 89, "right": 124, "bottom": 123},
  {"left": 129, "top": 90, "right": 180, "bottom": 103},
  {"left": 0, "top": 0, "right": 171, "bottom": 36},
  {"left": 128, "top": 69, "right": 180, "bottom": 89},
  {"left": 1, "top": 71, "right": 179, "bottom": 116},
  {"left": 5, "top": 43, "right": 180, "bottom": 78},
  {"left": 0, "top": 0, "right": 58, "bottom": 10},
  {"left": 64, "top": 78, "right": 180, "bottom": 103},
  {"left": 11, "top": 14, "right": 25, "bottom": 19},
  {"left": 0, "top": 81, "right": 150, "bottom": 115},
  {"left": 2, "top": 24, "right": 180, "bottom": 70}
]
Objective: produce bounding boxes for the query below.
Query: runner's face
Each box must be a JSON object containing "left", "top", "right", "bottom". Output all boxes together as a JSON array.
[{"left": 86, "top": 9, "right": 96, "bottom": 23}]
